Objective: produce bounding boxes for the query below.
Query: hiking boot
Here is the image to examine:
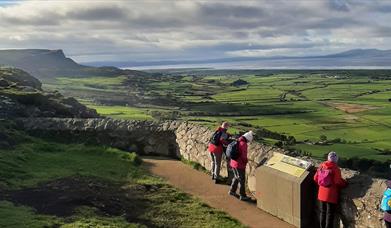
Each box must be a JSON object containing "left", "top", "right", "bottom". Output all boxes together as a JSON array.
[
  {"left": 228, "top": 191, "right": 238, "bottom": 197},
  {"left": 239, "top": 195, "right": 251, "bottom": 201},
  {"left": 214, "top": 178, "right": 222, "bottom": 184},
  {"left": 211, "top": 175, "right": 215, "bottom": 180}
]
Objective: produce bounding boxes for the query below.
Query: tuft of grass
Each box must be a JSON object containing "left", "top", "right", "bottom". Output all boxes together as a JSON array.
[
  {"left": 0, "top": 201, "right": 62, "bottom": 228},
  {"left": 181, "top": 156, "right": 209, "bottom": 173}
]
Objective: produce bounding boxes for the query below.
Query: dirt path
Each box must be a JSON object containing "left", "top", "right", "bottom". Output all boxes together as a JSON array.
[{"left": 143, "top": 157, "right": 294, "bottom": 228}]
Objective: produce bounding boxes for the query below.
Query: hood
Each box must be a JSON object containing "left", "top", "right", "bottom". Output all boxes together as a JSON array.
[
  {"left": 387, "top": 180, "right": 391, "bottom": 188},
  {"left": 322, "top": 160, "right": 337, "bottom": 169},
  {"left": 239, "top": 136, "right": 247, "bottom": 142}
]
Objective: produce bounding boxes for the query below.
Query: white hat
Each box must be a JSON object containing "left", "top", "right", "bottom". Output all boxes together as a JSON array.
[
  {"left": 328, "top": 151, "right": 338, "bottom": 163},
  {"left": 243, "top": 131, "right": 254, "bottom": 142}
]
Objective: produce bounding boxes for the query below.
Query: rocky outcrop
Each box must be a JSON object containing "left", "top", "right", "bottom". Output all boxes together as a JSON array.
[
  {"left": 0, "top": 67, "right": 99, "bottom": 118},
  {"left": 0, "top": 67, "right": 42, "bottom": 89},
  {"left": 16, "top": 117, "right": 388, "bottom": 228}
]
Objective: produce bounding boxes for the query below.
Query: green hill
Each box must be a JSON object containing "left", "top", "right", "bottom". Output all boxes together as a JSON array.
[{"left": 0, "top": 67, "right": 98, "bottom": 118}]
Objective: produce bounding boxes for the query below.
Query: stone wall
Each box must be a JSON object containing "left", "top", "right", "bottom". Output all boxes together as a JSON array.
[{"left": 16, "top": 118, "right": 388, "bottom": 228}]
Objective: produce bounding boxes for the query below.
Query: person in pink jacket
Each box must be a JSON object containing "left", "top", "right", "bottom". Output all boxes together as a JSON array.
[{"left": 228, "top": 131, "right": 253, "bottom": 201}]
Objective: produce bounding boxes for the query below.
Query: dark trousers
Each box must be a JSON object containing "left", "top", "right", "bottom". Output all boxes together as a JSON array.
[
  {"left": 223, "top": 149, "right": 234, "bottom": 185},
  {"left": 386, "top": 220, "right": 391, "bottom": 228},
  {"left": 226, "top": 158, "right": 234, "bottom": 185},
  {"left": 320, "top": 201, "right": 336, "bottom": 228},
  {"left": 230, "top": 168, "right": 246, "bottom": 196}
]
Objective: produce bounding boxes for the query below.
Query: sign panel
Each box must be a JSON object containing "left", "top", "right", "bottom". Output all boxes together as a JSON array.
[{"left": 265, "top": 153, "right": 312, "bottom": 177}]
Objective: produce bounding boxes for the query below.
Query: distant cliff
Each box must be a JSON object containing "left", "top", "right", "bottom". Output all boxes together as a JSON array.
[{"left": 0, "top": 49, "right": 147, "bottom": 79}]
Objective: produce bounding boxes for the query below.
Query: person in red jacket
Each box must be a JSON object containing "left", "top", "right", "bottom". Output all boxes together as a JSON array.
[
  {"left": 228, "top": 130, "right": 253, "bottom": 201},
  {"left": 208, "top": 122, "right": 230, "bottom": 184},
  {"left": 314, "top": 151, "right": 347, "bottom": 228}
]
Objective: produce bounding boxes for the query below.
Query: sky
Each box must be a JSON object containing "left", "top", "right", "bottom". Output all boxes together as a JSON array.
[{"left": 0, "top": 0, "right": 391, "bottom": 63}]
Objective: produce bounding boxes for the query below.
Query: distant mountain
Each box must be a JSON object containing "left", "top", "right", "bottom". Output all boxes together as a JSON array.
[
  {"left": 83, "top": 49, "right": 391, "bottom": 69},
  {"left": 0, "top": 49, "right": 147, "bottom": 79},
  {"left": 321, "top": 49, "right": 391, "bottom": 58}
]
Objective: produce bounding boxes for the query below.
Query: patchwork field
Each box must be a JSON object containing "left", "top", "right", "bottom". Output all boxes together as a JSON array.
[{"left": 44, "top": 70, "right": 391, "bottom": 163}]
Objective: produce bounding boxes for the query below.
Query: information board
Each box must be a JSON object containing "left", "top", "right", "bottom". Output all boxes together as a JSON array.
[{"left": 265, "top": 153, "right": 312, "bottom": 177}]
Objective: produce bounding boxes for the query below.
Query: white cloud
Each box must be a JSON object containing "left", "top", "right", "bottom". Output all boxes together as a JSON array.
[{"left": 0, "top": 0, "right": 391, "bottom": 62}]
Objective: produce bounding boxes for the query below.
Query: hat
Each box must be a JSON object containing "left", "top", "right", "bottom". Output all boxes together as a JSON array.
[
  {"left": 243, "top": 131, "right": 254, "bottom": 142},
  {"left": 328, "top": 151, "right": 338, "bottom": 163}
]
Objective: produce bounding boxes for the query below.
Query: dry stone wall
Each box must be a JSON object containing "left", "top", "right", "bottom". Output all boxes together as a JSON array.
[{"left": 16, "top": 118, "right": 388, "bottom": 228}]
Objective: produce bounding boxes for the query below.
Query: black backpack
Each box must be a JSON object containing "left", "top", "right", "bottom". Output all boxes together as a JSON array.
[
  {"left": 210, "top": 130, "right": 223, "bottom": 146},
  {"left": 226, "top": 140, "right": 239, "bottom": 160}
]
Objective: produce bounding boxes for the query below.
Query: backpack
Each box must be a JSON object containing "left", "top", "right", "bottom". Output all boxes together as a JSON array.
[
  {"left": 317, "top": 167, "right": 333, "bottom": 187},
  {"left": 381, "top": 188, "right": 391, "bottom": 212},
  {"left": 226, "top": 140, "right": 239, "bottom": 160},
  {"left": 210, "top": 130, "right": 222, "bottom": 146}
]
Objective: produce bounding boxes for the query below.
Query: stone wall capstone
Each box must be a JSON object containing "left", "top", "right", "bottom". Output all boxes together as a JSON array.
[{"left": 16, "top": 118, "right": 388, "bottom": 228}]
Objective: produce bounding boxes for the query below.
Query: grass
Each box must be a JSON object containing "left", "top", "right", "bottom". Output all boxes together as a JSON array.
[
  {"left": 86, "top": 104, "right": 154, "bottom": 120},
  {"left": 0, "top": 141, "right": 142, "bottom": 189},
  {"left": 0, "top": 201, "right": 62, "bottom": 228},
  {"left": 0, "top": 135, "right": 243, "bottom": 228}
]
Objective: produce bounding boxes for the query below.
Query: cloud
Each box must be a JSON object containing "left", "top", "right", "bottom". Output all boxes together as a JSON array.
[
  {"left": 67, "top": 5, "right": 127, "bottom": 21},
  {"left": 329, "top": 0, "right": 350, "bottom": 11},
  {"left": 0, "top": 0, "right": 391, "bottom": 62}
]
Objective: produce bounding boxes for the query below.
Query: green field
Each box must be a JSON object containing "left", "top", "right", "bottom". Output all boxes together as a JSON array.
[{"left": 44, "top": 70, "right": 391, "bottom": 162}]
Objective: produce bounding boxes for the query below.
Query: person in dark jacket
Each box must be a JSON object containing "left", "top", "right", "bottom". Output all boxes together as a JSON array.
[
  {"left": 208, "top": 122, "right": 230, "bottom": 184},
  {"left": 385, "top": 180, "right": 391, "bottom": 228},
  {"left": 314, "top": 151, "right": 347, "bottom": 228},
  {"left": 228, "top": 130, "right": 253, "bottom": 201}
]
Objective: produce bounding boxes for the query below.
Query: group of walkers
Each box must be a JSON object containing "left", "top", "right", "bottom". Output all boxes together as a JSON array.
[
  {"left": 208, "top": 121, "right": 391, "bottom": 228},
  {"left": 208, "top": 122, "right": 253, "bottom": 201}
]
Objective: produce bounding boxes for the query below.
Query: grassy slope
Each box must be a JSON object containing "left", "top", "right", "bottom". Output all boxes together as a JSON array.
[
  {"left": 0, "top": 137, "right": 243, "bottom": 228},
  {"left": 43, "top": 73, "right": 391, "bottom": 161}
]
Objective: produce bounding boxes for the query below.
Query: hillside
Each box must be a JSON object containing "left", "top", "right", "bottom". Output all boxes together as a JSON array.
[
  {"left": 0, "top": 67, "right": 98, "bottom": 118},
  {"left": 0, "top": 49, "right": 147, "bottom": 79}
]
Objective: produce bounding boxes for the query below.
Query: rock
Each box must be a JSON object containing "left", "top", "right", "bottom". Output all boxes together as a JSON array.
[{"left": 144, "top": 145, "right": 154, "bottom": 154}]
